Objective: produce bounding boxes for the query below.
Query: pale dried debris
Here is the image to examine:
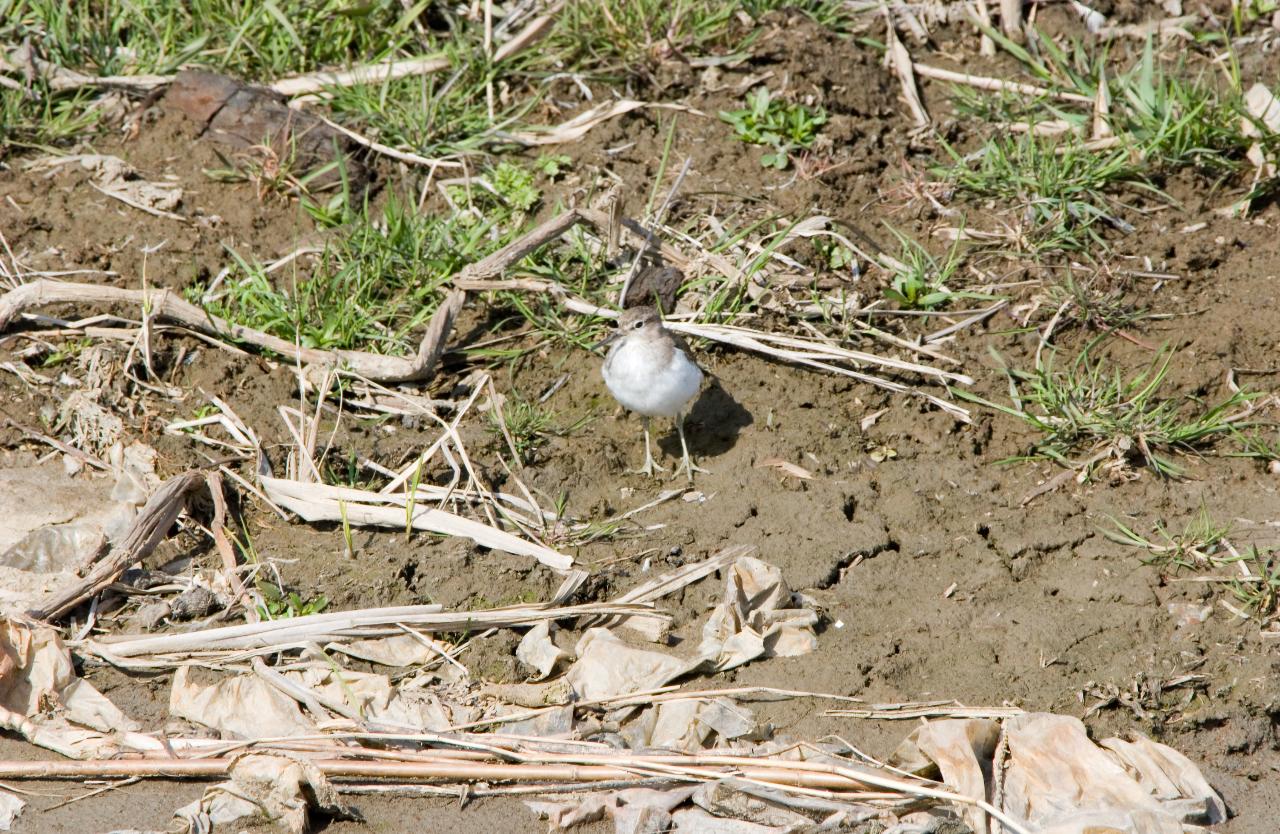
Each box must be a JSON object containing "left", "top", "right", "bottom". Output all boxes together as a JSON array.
[
  {"left": 1096, "top": 14, "right": 1200, "bottom": 41},
  {"left": 257, "top": 464, "right": 573, "bottom": 571},
  {"left": 890, "top": 713, "right": 1226, "bottom": 834},
  {"left": 0, "top": 618, "right": 137, "bottom": 760},
  {"left": 31, "top": 469, "right": 204, "bottom": 622},
  {"left": 82, "top": 600, "right": 658, "bottom": 662},
  {"left": 270, "top": 54, "right": 449, "bottom": 97},
  {"left": 177, "top": 752, "right": 357, "bottom": 834},
  {"left": 171, "top": 666, "right": 315, "bottom": 739},
  {"left": 173, "top": 656, "right": 483, "bottom": 740},
  {"left": 517, "top": 622, "right": 572, "bottom": 681},
  {"left": 1243, "top": 83, "right": 1280, "bottom": 180},
  {"left": 622, "top": 696, "right": 759, "bottom": 752},
  {"left": 1, "top": 44, "right": 171, "bottom": 91},
  {"left": 998, "top": 0, "right": 1022, "bottom": 39},
  {"left": 34, "top": 154, "right": 184, "bottom": 220},
  {"left": 698, "top": 556, "right": 818, "bottom": 672},
  {"left": 565, "top": 555, "right": 819, "bottom": 703},
  {"left": 527, "top": 786, "right": 697, "bottom": 833},
  {"left": 0, "top": 791, "right": 22, "bottom": 831},
  {"left": 754, "top": 458, "right": 814, "bottom": 480},
  {"left": 891, "top": 718, "right": 999, "bottom": 833},
  {"left": 1070, "top": 0, "right": 1107, "bottom": 33},
  {"left": 0, "top": 441, "right": 164, "bottom": 616},
  {"left": 333, "top": 631, "right": 458, "bottom": 668},
  {"left": 604, "top": 545, "right": 746, "bottom": 641},
  {"left": 567, "top": 628, "right": 692, "bottom": 701},
  {"left": 911, "top": 63, "right": 1093, "bottom": 104}
]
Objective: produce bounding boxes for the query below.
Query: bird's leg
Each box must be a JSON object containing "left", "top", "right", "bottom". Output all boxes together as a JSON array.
[
  {"left": 627, "top": 416, "right": 666, "bottom": 476},
  {"left": 673, "top": 414, "right": 709, "bottom": 482}
]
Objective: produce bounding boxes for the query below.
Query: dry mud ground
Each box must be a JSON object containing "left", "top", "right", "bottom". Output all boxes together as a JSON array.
[{"left": 3, "top": 9, "right": 1280, "bottom": 834}]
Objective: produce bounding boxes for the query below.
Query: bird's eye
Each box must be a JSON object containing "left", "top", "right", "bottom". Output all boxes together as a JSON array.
[{"left": 632, "top": 320, "right": 644, "bottom": 330}]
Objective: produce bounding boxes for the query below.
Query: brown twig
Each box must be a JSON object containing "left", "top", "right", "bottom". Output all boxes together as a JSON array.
[
  {"left": 204, "top": 471, "right": 256, "bottom": 617},
  {"left": 454, "top": 210, "right": 585, "bottom": 282}
]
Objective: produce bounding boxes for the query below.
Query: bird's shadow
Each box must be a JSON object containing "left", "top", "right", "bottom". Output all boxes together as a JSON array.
[{"left": 659, "top": 378, "right": 751, "bottom": 460}]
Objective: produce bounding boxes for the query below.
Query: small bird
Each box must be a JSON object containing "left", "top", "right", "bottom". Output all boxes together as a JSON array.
[{"left": 598, "top": 306, "right": 707, "bottom": 481}]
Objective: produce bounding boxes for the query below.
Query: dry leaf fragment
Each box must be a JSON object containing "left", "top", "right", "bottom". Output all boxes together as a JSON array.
[
  {"left": 754, "top": 459, "right": 813, "bottom": 480},
  {"left": 1244, "top": 83, "right": 1280, "bottom": 179},
  {"left": 0, "top": 790, "right": 23, "bottom": 831},
  {"left": 860, "top": 408, "right": 888, "bottom": 431}
]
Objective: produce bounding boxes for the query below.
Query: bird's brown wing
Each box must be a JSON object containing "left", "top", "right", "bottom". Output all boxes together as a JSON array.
[
  {"left": 622, "top": 264, "right": 684, "bottom": 312},
  {"left": 666, "top": 328, "right": 715, "bottom": 380}
]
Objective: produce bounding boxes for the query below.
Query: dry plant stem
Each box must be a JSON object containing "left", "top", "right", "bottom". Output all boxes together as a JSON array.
[
  {"left": 0, "top": 755, "right": 1030, "bottom": 831},
  {"left": 883, "top": 13, "right": 930, "bottom": 128},
  {"left": 911, "top": 63, "right": 1092, "bottom": 103},
  {"left": 30, "top": 470, "right": 204, "bottom": 621},
  {"left": 0, "top": 282, "right": 464, "bottom": 384},
  {"left": 827, "top": 703, "right": 1024, "bottom": 720},
  {"left": 0, "top": 758, "right": 847, "bottom": 788},
  {"left": 88, "top": 182, "right": 187, "bottom": 223},
  {"left": 340, "top": 777, "right": 677, "bottom": 797},
  {"left": 998, "top": 0, "right": 1022, "bottom": 39},
  {"left": 311, "top": 113, "right": 465, "bottom": 170},
  {"left": 923, "top": 299, "right": 1009, "bottom": 344},
  {"left": 83, "top": 601, "right": 659, "bottom": 659},
  {"left": 205, "top": 471, "right": 256, "bottom": 617},
  {"left": 259, "top": 462, "right": 570, "bottom": 568},
  {"left": 1097, "top": 15, "right": 1198, "bottom": 40},
  {"left": 973, "top": 0, "right": 996, "bottom": 55},
  {"left": 493, "top": 0, "right": 564, "bottom": 62},
  {"left": 271, "top": 55, "right": 450, "bottom": 97},
  {"left": 2, "top": 44, "right": 169, "bottom": 90},
  {"left": 454, "top": 209, "right": 585, "bottom": 282}
]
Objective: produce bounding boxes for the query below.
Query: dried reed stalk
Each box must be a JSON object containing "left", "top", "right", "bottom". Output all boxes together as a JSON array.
[
  {"left": 271, "top": 55, "right": 450, "bottom": 97},
  {"left": 82, "top": 601, "right": 662, "bottom": 660},
  {"left": 912, "top": 63, "right": 1093, "bottom": 103},
  {"left": 257, "top": 472, "right": 573, "bottom": 570},
  {"left": 0, "top": 753, "right": 1030, "bottom": 832},
  {"left": 0, "top": 281, "right": 463, "bottom": 384}
]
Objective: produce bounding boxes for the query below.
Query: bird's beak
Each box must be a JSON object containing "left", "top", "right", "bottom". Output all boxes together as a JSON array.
[{"left": 591, "top": 330, "right": 619, "bottom": 352}]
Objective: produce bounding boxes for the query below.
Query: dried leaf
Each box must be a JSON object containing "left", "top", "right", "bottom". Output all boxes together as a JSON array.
[
  {"left": 754, "top": 459, "right": 813, "bottom": 480},
  {"left": 859, "top": 408, "right": 888, "bottom": 431}
]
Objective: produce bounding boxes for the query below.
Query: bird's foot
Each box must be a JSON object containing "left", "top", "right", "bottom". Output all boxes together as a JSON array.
[
  {"left": 628, "top": 453, "right": 667, "bottom": 477},
  {"left": 673, "top": 454, "right": 709, "bottom": 483}
]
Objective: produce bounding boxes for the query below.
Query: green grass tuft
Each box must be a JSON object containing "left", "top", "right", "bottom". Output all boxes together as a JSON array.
[
  {"left": 956, "top": 344, "right": 1256, "bottom": 478},
  {"left": 191, "top": 195, "right": 511, "bottom": 355},
  {"left": 1102, "top": 506, "right": 1232, "bottom": 571}
]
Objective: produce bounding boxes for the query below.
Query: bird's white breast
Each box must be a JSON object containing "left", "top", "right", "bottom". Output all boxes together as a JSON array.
[{"left": 603, "top": 337, "right": 702, "bottom": 418}]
